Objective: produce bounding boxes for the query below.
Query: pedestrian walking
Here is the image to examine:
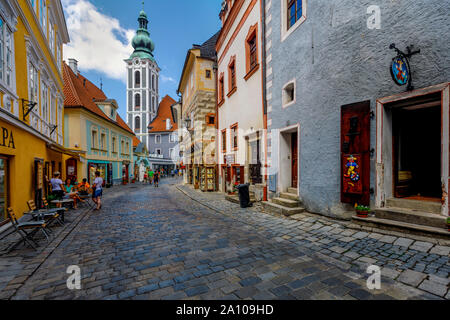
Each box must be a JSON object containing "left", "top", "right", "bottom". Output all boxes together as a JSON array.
[
  {"left": 143, "top": 172, "right": 148, "bottom": 184},
  {"left": 149, "top": 169, "right": 154, "bottom": 185},
  {"left": 50, "top": 172, "right": 64, "bottom": 199},
  {"left": 153, "top": 170, "right": 159, "bottom": 188},
  {"left": 92, "top": 171, "right": 103, "bottom": 211}
]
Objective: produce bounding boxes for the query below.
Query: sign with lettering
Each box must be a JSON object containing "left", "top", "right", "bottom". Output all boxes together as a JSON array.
[
  {"left": 0, "top": 127, "right": 15, "bottom": 149},
  {"left": 224, "top": 154, "right": 235, "bottom": 165}
]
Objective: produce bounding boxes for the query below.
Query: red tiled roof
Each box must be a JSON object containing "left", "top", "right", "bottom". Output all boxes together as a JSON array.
[
  {"left": 63, "top": 62, "right": 134, "bottom": 135},
  {"left": 148, "top": 95, "right": 178, "bottom": 133},
  {"left": 132, "top": 136, "right": 141, "bottom": 147}
]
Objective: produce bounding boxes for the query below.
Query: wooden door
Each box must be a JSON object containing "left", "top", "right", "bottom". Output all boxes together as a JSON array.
[
  {"left": 341, "top": 101, "right": 371, "bottom": 206},
  {"left": 239, "top": 166, "right": 245, "bottom": 184},
  {"left": 291, "top": 132, "right": 298, "bottom": 188}
]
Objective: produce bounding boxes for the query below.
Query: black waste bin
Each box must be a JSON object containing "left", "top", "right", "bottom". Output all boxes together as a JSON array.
[{"left": 237, "top": 184, "right": 252, "bottom": 208}]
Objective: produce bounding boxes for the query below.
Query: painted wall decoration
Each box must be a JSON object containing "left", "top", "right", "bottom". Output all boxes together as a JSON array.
[{"left": 343, "top": 154, "right": 363, "bottom": 194}]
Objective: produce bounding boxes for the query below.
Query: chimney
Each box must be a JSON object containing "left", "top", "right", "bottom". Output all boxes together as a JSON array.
[{"left": 68, "top": 58, "right": 78, "bottom": 75}]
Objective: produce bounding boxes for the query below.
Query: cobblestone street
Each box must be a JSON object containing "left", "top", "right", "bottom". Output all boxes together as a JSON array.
[{"left": 0, "top": 178, "right": 448, "bottom": 300}]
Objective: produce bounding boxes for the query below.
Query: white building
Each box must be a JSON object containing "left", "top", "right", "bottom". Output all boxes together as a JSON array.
[
  {"left": 125, "top": 8, "right": 160, "bottom": 151},
  {"left": 216, "top": 0, "right": 265, "bottom": 195}
]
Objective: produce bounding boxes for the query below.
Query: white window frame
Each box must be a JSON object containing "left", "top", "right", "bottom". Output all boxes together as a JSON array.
[
  {"left": 169, "top": 133, "right": 176, "bottom": 143},
  {"left": 48, "top": 18, "right": 54, "bottom": 55},
  {"left": 282, "top": 79, "right": 296, "bottom": 108},
  {"left": 155, "top": 148, "right": 162, "bottom": 155},
  {"left": 92, "top": 129, "right": 98, "bottom": 149},
  {"left": 281, "top": 0, "right": 307, "bottom": 42},
  {"left": 0, "top": 13, "right": 16, "bottom": 92},
  {"left": 40, "top": 0, "right": 47, "bottom": 36},
  {"left": 169, "top": 148, "right": 174, "bottom": 159}
]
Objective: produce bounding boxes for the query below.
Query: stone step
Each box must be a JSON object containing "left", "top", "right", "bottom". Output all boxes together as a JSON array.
[
  {"left": 262, "top": 201, "right": 305, "bottom": 217},
  {"left": 352, "top": 215, "right": 450, "bottom": 240},
  {"left": 225, "top": 195, "right": 257, "bottom": 205},
  {"left": 287, "top": 188, "right": 298, "bottom": 195},
  {"left": 375, "top": 207, "right": 446, "bottom": 229},
  {"left": 272, "top": 197, "right": 300, "bottom": 208},
  {"left": 280, "top": 192, "right": 300, "bottom": 201},
  {"left": 386, "top": 198, "right": 441, "bottom": 215}
]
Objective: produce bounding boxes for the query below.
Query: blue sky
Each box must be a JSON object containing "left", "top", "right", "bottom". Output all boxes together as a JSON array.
[{"left": 62, "top": 0, "right": 222, "bottom": 121}]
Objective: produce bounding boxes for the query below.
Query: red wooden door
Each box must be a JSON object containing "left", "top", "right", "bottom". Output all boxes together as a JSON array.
[
  {"left": 341, "top": 101, "right": 371, "bottom": 206},
  {"left": 239, "top": 166, "right": 245, "bottom": 184},
  {"left": 291, "top": 132, "right": 298, "bottom": 188}
]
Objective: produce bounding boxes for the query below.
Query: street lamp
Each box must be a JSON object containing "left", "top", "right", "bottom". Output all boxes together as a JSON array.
[{"left": 184, "top": 118, "right": 191, "bottom": 130}]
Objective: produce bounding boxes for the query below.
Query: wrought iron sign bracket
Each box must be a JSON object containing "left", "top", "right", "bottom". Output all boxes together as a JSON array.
[
  {"left": 50, "top": 125, "right": 58, "bottom": 135},
  {"left": 22, "top": 99, "right": 38, "bottom": 121},
  {"left": 389, "top": 43, "right": 420, "bottom": 91}
]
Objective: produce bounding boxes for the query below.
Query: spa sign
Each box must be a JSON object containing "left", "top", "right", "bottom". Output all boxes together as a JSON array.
[{"left": 0, "top": 127, "right": 15, "bottom": 149}]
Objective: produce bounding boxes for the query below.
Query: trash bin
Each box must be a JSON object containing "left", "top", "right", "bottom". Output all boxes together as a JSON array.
[{"left": 237, "top": 184, "right": 252, "bottom": 208}]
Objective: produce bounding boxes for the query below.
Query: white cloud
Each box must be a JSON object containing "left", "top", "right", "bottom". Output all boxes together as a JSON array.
[
  {"left": 161, "top": 75, "right": 176, "bottom": 84},
  {"left": 62, "top": 0, "right": 134, "bottom": 82}
]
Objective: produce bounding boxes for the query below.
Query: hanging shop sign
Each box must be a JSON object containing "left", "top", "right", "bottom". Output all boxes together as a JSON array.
[{"left": 389, "top": 43, "right": 420, "bottom": 91}]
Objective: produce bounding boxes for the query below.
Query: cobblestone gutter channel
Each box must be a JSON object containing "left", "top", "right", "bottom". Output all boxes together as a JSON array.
[{"left": 176, "top": 184, "right": 450, "bottom": 300}]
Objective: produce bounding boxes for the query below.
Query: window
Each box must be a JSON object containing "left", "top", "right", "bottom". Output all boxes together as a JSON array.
[
  {"left": 121, "top": 140, "right": 124, "bottom": 154},
  {"left": 112, "top": 136, "right": 116, "bottom": 153},
  {"left": 29, "top": 64, "right": 38, "bottom": 103},
  {"left": 155, "top": 135, "right": 161, "bottom": 144},
  {"left": 100, "top": 133, "right": 106, "bottom": 151},
  {"left": 152, "top": 75, "right": 155, "bottom": 90},
  {"left": 56, "top": 41, "right": 62, "bottom": 71},
  {"left": 206, "top": 113, "right": 215, "bottom": 126},
  {"left": 166, "top": 118, "right": 171, "bottom": 130},
  {"left": 169, "top": 134, "right": 176, "bottom": 143},
  {"left": 231, "top": 123, "right": 238, "bottom": 150},
  {"left": 126, "top": 142, "right": 129, "bottom": 154},
  {"left": 0, "top": 19, "right": 14, "bottom": 87},
  {"left": 205, "top": 70, "right": 211, "bottom": 79},
  {"left": 40, "top": 0, "right": 47, "bottom": 35},
  {"left": 135, "top": 93, "right": 141, "bottom": 109},
  {"left": 135, "top": 116, "right": 141, "bottom": 132},
  {"left": 92, "top": 130, "right": 98, "bottom": 149},
  {"left": 245, "top": 24, "right": 259, "bottom": 78},
  {"left": 135, "top": 71, "right": 140, "bottom": 88},
  {"left": 152, "top": 97, "right": 155, "bottom": 112},
  {"left": 282, "top": 80, "right": 296, "bottom": 108},
  {"left": 156, "top": 148, "right": 161, "bottom": 155},
  {"left": 169, "top": 148, "right": 174, "bottom": 159},
  {"left": 218, "top": 73, "right": 224, "bottom": 104},
  {"left": 41, "top": 82, "right": 48, "bottom": 122},
  {"left": 281, "top": 0, "right": 306, "bottom": 41},
  {"left": 49, "top": 21, "right": 54, "bottom": 54},
  {"left": 228, "top": 56, "right": 236, "bottom": 95},
  {"left": 221, "top": 129, "right": 227, "bottom": 153},
  {"left": 288, "top": 0, "right": 303, "bottom": 29}
]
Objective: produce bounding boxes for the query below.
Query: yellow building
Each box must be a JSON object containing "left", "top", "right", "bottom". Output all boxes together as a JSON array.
[
  {"left": 177, "top": 32, "right": 219, "bottom": 191},
  {"left": 0, "top": 0, "right": 70, "bottom": 221}
]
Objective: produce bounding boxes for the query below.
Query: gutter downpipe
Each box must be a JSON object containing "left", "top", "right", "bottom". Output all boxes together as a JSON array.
[{"left": 260, "top": 0, "right": 268, "bottom": 201}]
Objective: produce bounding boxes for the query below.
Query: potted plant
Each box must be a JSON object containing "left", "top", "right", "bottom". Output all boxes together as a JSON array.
[
  {"left": 355, "top": 204, "right": 371, "bottom": 218},
  {"left": 446, "top": 217, "right": 450, "bottom": 232}
]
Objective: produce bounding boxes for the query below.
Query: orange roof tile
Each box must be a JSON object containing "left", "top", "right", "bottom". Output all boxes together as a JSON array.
[
  {"left": 63, "top": 62, "right": 134, "bottom": 135},
  {"left": 148, "top": 95, "right": 178, "bottom": 133},
  {"left": 132, "top": 136, "right": 141, "bottom": 147}
]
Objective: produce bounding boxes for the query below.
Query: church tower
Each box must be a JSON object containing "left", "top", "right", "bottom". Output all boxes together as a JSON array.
[{"left": 125, "top": 7, "right": 160, "bottom": 149}]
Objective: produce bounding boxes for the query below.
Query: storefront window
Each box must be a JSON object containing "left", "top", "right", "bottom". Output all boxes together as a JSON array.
[
  {"left": 0, "top": 158, "right": 7, "bottom": 221},
  {"left": 89, "top": 163, "right": 107, "bottom": 185}
]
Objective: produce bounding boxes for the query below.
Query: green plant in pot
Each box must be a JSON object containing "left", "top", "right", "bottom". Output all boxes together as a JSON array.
[{"left": 355, "top": 204, "right": 371, "bottom": 218}]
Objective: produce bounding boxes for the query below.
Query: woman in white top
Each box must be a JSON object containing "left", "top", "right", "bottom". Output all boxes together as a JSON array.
[
  {"left": 50, "top": 172, "right": 64, "bottom": 199},
  {"left": 92, "top": 171, "right": 104, "bottom": 211}
]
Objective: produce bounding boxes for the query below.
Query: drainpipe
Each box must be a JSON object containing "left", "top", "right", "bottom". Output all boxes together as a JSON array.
[
  {"left": 260, "top": 0, "right": 268, "bottom": 201},
  {"left": 213, "top": 60, "right": 219, "bottom": 191}
]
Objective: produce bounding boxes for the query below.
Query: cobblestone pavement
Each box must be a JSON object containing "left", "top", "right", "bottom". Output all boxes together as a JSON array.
[{"left": 0, "top": 178, "right": 448, "bottom": 300}]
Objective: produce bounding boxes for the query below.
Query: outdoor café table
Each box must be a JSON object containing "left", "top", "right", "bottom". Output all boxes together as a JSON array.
[{"left": 51, "top": 199, "right": 74, "bottom": 222}]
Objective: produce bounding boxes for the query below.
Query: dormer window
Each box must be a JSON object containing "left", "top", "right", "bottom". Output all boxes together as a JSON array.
[{"left": 166, "top": 119, "right": 171, "bottom": 130}]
